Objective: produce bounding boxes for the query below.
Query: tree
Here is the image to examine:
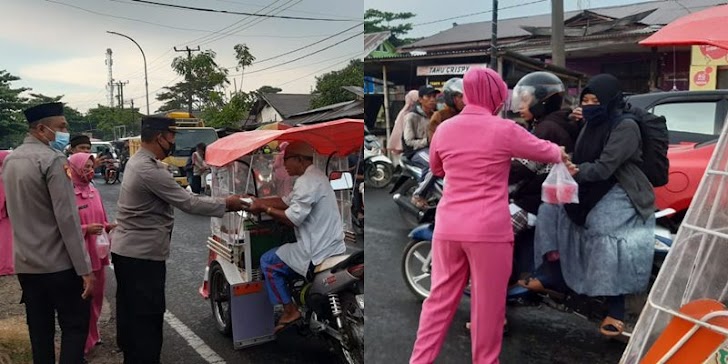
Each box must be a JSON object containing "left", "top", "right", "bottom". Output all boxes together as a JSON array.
[
  {"left": 233, "top": 44, "right": 255, "bottom": 92},
  {"left": 364, "top": 9, "right": 419, "bottom": 47},
  {"left": 0, "top": 70, "right": 29, "bottom": 148},
  {"left": 309, "top": 59, "right": 363, "bottom": 109},
  {"left": 255, "top": 85, "right": 282, "bottom": 95},
  {"left": 201, "top": 91, "right": 253, "bottom": 128},
  {"left": 156, "top": 50, "right": 229, "bottom": 113},
  {"left": 86, "top": 105, "right": 141, "bottom": 140}
]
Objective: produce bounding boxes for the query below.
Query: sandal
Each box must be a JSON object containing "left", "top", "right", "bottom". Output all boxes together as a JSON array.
[
  {"left": 274, "top": 317, "right": 302, "bottom": 334},
  {"left": 517, "top": 276, "right": 547, "bottom": 293},
  {"left": 600, "top": 316, "right": 625, "bottom": 337}
]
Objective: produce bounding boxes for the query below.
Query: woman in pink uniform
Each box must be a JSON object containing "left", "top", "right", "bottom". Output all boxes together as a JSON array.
[
  {"left": 68, "top": 153, "right": 115, "bottom": 355},
  {"left": 409, "top": 68, "right": 570, "bottom": 364},
  {"left": 0, "top": 150, "right": 13, "bottom": 276}
]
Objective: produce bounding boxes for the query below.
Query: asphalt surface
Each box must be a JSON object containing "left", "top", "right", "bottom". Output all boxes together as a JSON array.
[
  {"left": 364, "top": 187, "right": 628, "bottom": 364},
  {"left": 97, "top": 178, "right": 361, "bottom": 363}
]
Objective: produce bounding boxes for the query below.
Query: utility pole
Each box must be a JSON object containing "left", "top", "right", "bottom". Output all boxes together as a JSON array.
[
  {"left": 115, "top": 81, "right": 129, "bottom": 110},
  {"left": 174, "top": 46, "right": 200, "bottom": 116},
  {"left": 490, "top": 0, "right": 498, "bottom": 70},
  {"left": 551, "top": 0, "right": 565, "bottom": 67}
]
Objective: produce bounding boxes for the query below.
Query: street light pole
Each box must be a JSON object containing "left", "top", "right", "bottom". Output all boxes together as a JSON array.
[{"left": 107, "top": 31, "right": 150, "bottom": 115}]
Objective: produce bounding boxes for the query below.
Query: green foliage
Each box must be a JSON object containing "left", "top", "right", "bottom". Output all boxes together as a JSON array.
[
  {"left": 156, "top": 50, "right": 229, "bottom": 113},
  {"left": 201, "top": 91, "right": 253, "bottom": 128},
  {"left": 255, "top": 85, "right": 282, "bottom": 95},
  {"left": 364, "top": 9, "right": 419, "bottom": 47},
  {"left": 85, "top": 105, "right": 142, "bottom": 140},
  {"left": 0, "top": 70, "right": 30, "bottom": 148},
  {"left": 310, "top": 59, "right": 363, "bottom": 109}
]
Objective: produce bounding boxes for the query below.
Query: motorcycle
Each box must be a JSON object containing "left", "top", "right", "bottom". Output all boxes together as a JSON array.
[
  {"left": 363, "top": 129, "right": 394, "bottom": 189},
  {"left": 401, "top": 204, "right": 676, "bottom": 338},
  {"left": 391, "top": 161, "right": 443, "bottom": 228},
  {"left": 104, "top": 158, "right": 120, "bottom": 184}
]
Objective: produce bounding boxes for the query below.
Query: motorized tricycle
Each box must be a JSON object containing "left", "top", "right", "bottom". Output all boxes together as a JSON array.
[{"left": 198, "top": 119, "right": 364, "bottom": 363}]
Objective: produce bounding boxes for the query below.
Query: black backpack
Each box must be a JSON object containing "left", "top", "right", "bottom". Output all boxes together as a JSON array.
[{"left": 619, "top": 104, "right": 670, "bottom": 187}]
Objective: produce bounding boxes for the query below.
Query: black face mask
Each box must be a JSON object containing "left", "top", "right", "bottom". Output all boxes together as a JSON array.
[{"left": 158, "top": 136, "right": 175, "bottom": 157}]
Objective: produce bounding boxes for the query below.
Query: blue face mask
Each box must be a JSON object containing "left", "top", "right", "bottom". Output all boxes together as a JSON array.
[
  {"left": 43, "top": 125, "right": 70, "bottom": 151},
  {"left": 581, "top": 104, "right": 609, "bottom": 123}
]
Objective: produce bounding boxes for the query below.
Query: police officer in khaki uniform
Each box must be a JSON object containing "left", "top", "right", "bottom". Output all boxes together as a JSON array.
[
  {"left": 111, "top": 116, "right": 244, "bottom": 363},
  {"left": 2, "top": 102, "right": 95, "bottom": 364}
]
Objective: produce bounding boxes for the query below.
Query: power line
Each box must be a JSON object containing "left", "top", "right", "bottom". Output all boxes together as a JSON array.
[
  {"left": 238, "top": 31, "right": 363, "bottom": 76},
  {"left": 412, "top": 0, "right": 548, "bottom": 27},
  {"left": 250, "top": 22, "right": 362, "bottom": 65},
  {"left": 277, "top": 56, "right": 357, "bottom": 87},
  {"left": 129, "top": 0, "right": 358, "bottom": 21},
  {"left": 179, "top": 0, "right": 288, "bottom": 47}
]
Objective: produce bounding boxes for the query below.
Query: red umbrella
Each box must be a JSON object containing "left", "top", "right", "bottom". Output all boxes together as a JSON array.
[{"left": 639, "top": 4, "right": 728, "bottom": 49}]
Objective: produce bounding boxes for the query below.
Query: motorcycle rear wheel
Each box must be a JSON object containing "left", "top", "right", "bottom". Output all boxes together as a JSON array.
[
  {"left": 402, "top": 239, "right": 432, "bottom": 301},
  {"left": 333, "top": 293, "right": 364, "bottom": 364},
  {"left": 365, "top": 161, "right": 393, "bottom": 189}
]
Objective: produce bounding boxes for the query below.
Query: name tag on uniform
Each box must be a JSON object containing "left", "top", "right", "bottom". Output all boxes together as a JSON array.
[{"left": 78, "top": 204, "right": 89, "bottom": 210}]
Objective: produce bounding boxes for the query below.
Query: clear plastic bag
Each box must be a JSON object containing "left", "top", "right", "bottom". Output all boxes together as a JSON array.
[
  {"left": 541, "top": 163, "right": 579, "bottom": 204},
  {"left": 96, "top": 230, "right": 111, "bottom": 259}
]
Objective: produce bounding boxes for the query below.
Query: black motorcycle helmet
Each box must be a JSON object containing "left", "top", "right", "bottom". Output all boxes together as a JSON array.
[
  {"left": 442, "top": 77, "right": 464, "bottom": 109},
  {"left": 510, "top": 72, "right": 565, "bottom": 120}
]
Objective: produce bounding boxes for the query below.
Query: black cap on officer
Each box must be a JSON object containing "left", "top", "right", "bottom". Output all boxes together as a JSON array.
[
  {"left": 70, "top": 135, "right": 91, "bottom": 148},
  {"left": 24, "top": 102, "right": 64, "bottom": 124},
  {"left": 141, "top": 116, "right": 176, "bottom": 133}
]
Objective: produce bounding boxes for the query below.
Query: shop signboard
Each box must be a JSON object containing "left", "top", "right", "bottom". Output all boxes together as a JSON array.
[{"left": 416, "top": 63, "right": 488, "bottom": 76}]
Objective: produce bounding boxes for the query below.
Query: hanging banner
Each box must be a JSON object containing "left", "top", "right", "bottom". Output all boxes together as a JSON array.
[
  {"left": 416, "top": 63, "right": 488, "bottom": 76},
  {"left": 690, "top": 45, "right": 728, "bottom": 90}
]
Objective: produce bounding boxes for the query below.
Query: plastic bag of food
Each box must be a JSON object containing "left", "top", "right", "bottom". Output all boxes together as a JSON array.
[{"left": 541, "top": 163, "right": 579, "bottom": 204}]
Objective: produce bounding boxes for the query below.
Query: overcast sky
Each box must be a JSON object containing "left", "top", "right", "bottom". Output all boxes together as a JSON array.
[
  {"left": 364, "top": 0, "right": 660, "bottom": 38},
  {"left": 2, "top": 0, "right": 363, "bottom": 113}
]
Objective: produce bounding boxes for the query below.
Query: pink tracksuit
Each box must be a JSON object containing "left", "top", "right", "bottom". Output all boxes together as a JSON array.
[
  {"left": 410, "top": 68, "right": 562, "bottom": 364},
  {"left": 68, "top": 153, "right": 111, "bottom": 355}
]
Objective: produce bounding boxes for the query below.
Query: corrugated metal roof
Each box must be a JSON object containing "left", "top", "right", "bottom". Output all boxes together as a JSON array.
[
  {"left": 402, "top": 0, "right": 726, "bottom": 50},
  {"left": 365, "top": 31, "right": 392, "bottom": 56},
  {"left": 283, "top": 100, "right": 363, "bottom": 126},
  {"left": 260, "top": 93, "right": 313, "bottom": 118}
]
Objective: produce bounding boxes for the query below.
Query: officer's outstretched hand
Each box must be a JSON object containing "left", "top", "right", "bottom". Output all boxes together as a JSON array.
[
  {"left": 225, "top": 195, "right": 245, "bottom": 211},
  {"left": 82, "top": 273, "right": 95, "bottom": 300}
]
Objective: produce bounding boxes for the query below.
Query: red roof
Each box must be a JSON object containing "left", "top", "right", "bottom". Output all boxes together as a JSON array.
[{"left": 206, "top": 119, "right": 364, "bottom": 167}]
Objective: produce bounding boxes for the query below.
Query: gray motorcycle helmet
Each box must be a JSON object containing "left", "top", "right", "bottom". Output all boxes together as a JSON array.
[{"left": 442, "top": 77, "right": 464, "bottom": 109}]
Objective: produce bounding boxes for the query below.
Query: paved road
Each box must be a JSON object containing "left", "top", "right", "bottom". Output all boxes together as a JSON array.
[
  {"left": 97, "top": 179, "right": 355, "bottom": 363},
  {"left": 364, "top": 187, "right": 627, "bottom": 364}
]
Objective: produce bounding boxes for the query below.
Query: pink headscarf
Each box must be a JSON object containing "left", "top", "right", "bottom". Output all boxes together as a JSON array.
[
  {"left": 0, "top": 151, "right": 10, "bottom": 219},
  {"left": 389, "top": 90, "right": 420, "bottom": 153},
  {"left": 68, "top": 152, "right": 95, "bottom": 199},
  {"left": 462, "top": 67, "right": 508, "bottom": 115}
]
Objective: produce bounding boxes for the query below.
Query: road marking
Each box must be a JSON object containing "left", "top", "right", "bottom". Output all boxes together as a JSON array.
[{"left": 107, "top": 265, "right": 226, "bottom": 363}]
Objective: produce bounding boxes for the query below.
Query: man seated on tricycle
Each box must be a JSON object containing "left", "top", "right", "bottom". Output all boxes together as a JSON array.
[{"left": 243, "top": 141, "right": 346, "bottom": 333}]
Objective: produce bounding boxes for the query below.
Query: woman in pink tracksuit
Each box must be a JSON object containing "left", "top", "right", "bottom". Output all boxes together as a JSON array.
[
  {"left": 68, "top": 153, "right": 115, "bottom": 355},
  {"left": 409, "top": 68, "right": 568, "bottom": 364}
]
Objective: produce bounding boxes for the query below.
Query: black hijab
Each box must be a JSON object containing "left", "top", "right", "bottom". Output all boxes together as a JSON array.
[{"left": 565, "top": 74, "right": 624, "bottom": 225}]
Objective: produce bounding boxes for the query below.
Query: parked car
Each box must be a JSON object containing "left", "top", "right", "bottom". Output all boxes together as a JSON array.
[{"left": 626, "top": 90, "right": 728, "bottom": 222}]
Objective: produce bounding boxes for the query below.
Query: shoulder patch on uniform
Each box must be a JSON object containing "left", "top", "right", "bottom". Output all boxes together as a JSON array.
[{"left": 63, "top": 163, "right": 72, "bottom": 179}]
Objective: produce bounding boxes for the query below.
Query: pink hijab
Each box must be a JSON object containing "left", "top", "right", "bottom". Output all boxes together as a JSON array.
[
  {"left": 68, "top": 152, "right": 96, "bottom": 199},
  {"left": 0, "top": 151, "right": 10, "bottom": 219},
  {"left": 389, "top": 90, "right": 420, "bottom": 153},
  {"left": 462, "top": 67, "right": 508, "bottom": 115}
]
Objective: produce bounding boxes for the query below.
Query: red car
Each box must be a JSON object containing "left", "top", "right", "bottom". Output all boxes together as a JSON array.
[{"left": 626, "top": 91, "right": 728, "bottom": 221}]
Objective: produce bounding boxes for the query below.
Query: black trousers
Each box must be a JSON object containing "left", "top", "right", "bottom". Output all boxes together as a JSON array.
[
  {"left": 17, "top": 269, "right": 90, "bottom": 364},
  {"left": 112, "top": 253, "right": 166, "bottom": 364},
  {"left": 190, "top": 175, "right": 203, "bottom": 194}
]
